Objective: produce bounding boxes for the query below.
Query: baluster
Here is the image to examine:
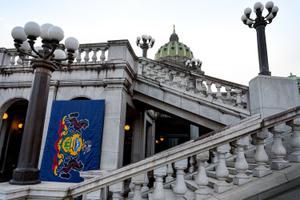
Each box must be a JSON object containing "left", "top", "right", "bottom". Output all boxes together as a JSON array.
[
  {"left": 154, "top": 66, "right": 162, "bottom": 82},
  {"left": 173, "top": 159, "right": 188, "bottom": 199},
  {"left": 235, "top": 89, "right": 243, "bottom": 108},
  {"left": 84, "top": 49, "right": 90, "bottom": 63},
  {"left": 76, "top": 49, "right": 82, "bottom": 63},
  {"left": 225, "top": 86, "right": 232, "bottom": 100},
  {"left": 233, "top": 136, "right": 251, "bottom": 185},
  {"left": 92, "top": 49, "right": 98, "bottom": 63},
  {"left": 17, "top": 56, "right": 23, "bottom": 65},
  {"left": 161, "top": 68, "right": 169, "bottom": 84},
  {"left": 141, "top": 172, "right": 149, "bottom": 193},
  {"left": 211, "top": 150, "right": 218, "bottom": 164},
  {"left": 194, "top": 151, "right": 211, "bottom": 200},
  {"left": 149, "top": 65, "right": 156, "bottom": 79},
  {"left": 166, "top": 163, "right": 174, "bottom": 182},
  {"left": 186, "top": 77, "right": 195, "bottom": 92},
  {"left": 253, "top": 129, "right": 272, "bottom": 177},
  {"left": 128, "top": 182, "right": 134, "bottom": 199},
  {"left": 214, "top": 144, "right": 232, "bottom": 193},
  {"left": 172, "top": 73, "right": 181, "bottom": 88},
  {"left": 269, "top": 124, "right": 290, "bottom": 170},
  {"left": 22, "top": 55, "right": 29, "bottom": 66},
  {"left": 169, "top": 71, "right": 178, "bottom": 86},
  {"left": 109, "top": 182, "right": 124, "bottom": 200},
  {"left": 152, "top": 166, "right": 167, "bottom": 200},
  {"left": 131, "top": 174, "right": 145, "bottom": 200},
  {"left": 206, "top": 81, "right": 213, "bottom": 99},
  {"left": 188, "top": 156, "right": 195, "bottom": 173},
  {"left": 10, "top": 54, "right": 16, "bottom": 65},
  {"left": 180, "top": 73, "right": 187, "bottom": 90},
  {"left": 142, "top": 64, "right": 150, "bottom": 77},
  {"left": 288, "top": 118, "right": 300, "bottom": 162},
  {"left": 195, "top": 79, "right": 204, "bottom": 95},
  {"left": 215, "top": 83, "right": 223, "bottom": 103},
  {"left": 100, "top": 47, "right": 107, "bottom": 62}
]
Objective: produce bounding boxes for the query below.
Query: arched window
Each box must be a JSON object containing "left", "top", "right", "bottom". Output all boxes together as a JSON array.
[{"left": 71, "top": 97, "right": 90, "bottom": 100}]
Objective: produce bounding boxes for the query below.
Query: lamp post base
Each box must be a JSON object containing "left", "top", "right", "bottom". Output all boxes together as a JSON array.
[
  {"left": 10, "top": 168, "right": 41, "bottom": 185},
  {"left": 259, "top": 71, "right": 271, "bottom": 76}
]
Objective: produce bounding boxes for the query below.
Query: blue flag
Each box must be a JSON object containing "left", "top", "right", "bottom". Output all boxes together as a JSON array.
[{"left": 40, "top": 100, "right": 105, "bottom": 182}]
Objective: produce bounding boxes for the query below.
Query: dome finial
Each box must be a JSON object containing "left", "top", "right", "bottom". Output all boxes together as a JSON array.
[{"left": 170, "top": 25, "right": 179, "bottom": 42}]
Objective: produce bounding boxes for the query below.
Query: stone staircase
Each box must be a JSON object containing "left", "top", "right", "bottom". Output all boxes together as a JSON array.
[{"left": 0, "top": 107, "right": 299, "bottom": 200}]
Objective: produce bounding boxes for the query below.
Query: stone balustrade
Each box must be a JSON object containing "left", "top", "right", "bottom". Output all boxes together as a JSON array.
[
  {"left": 0, "top": 48, "right": 31, "bottom": 67},
  {"left": 0, "top": 107, "right": 299, "bottom": 199},
  {"left": 138, "top": 59, "right": 249, "bottom": 110},
  {"left": 75, "top": 43, "right": 109, "bottom": 64},
  {"left": 15, "top": 106, "right": 295, "bottom": 200},
  {"left": 0, "top": 43, "right": 110, "bottom": 68}
]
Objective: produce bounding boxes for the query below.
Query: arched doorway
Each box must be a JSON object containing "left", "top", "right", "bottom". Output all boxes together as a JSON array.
[{"left": 0, "top": 99, "right": 28, "bottom": 182}]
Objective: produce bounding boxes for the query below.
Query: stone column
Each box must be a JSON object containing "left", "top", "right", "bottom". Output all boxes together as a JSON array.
[
  {"left": 100, "top": 88, "right": 127, "bottom": 170},
  {"left": 131, "top": 112, "right": 145, "bottom": 162}
]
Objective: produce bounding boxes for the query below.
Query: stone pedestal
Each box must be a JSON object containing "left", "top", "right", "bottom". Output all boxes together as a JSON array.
[{"left": 249, "top": 76, "right": 299, "bottom": 117}]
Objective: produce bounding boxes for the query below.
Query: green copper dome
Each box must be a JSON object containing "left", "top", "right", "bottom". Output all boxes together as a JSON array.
[{"left": 155, "top": 28, "right": 193, "bottom": 66}]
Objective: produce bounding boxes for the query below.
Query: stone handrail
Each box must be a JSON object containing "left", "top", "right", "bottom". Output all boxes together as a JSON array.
[
  {"left": 0, "top": 107, "right": 299, "bottom": 199},
  {"left": 138, "top": 58, "right": 249, "bottom": 110},
  {"left": 75, "top": 43, "right": 109, "bottom": 64},
  {"left": 62, "top": 106, "right": 300, "bottom": 199},
  {"left": 0, "top": 43, "right": 110, "bottom": 68}
]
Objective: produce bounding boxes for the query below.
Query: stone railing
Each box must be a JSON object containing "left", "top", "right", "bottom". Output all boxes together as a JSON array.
[
  {"left": 0, "top": 43, "right": 110, "bottom": 68},
  {"left": 0, "top": 48, "right": 31, "bottom": 67},
  {"left": 137, "top": 59, "right": 249, "bottom": 110},
  {"left": 74, "top": 43, "right": 109, "bottom": 64},
  {"left": 5, "top": 106, "right": 296, "bottom": 200}
]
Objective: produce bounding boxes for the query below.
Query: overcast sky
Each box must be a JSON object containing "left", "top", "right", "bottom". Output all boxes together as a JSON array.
[{"left": 0, "top": 0, "right": 299, "bottom": 85}]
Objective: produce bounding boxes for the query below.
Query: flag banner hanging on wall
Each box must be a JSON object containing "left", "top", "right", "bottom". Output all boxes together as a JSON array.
[{"left": 40, "top": 100, "right": 105, "bottom": 183}]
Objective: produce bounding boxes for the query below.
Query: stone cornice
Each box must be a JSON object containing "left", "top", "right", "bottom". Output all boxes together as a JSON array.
[{"left": 0, "top": 78, "right": 129, "bottom": 89}]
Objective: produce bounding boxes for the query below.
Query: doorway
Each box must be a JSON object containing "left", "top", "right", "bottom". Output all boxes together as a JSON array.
[{"left": 0, "top": 99, "right": 28, "bottom": 182}]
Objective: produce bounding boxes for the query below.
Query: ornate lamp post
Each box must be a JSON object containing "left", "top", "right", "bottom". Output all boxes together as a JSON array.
[
  {"left": 186, "top": 58, "right": 204, "bottom": 74},
  {"left": 136, "top": 35, "right": 155, "bottom": 58},
  {"left": 10, "top": 21, "right": 79, "bottom": 185},
  {"left": 241, "top": 1, "right": 279, "bottom": 76}
]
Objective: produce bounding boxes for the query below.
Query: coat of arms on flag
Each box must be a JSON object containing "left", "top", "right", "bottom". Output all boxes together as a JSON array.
[{"left": 40, "top": 100, "right": 105, "bottom": 182}]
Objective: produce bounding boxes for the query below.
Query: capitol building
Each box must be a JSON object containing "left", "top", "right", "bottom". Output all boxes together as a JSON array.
[{"left": 0, "top": 16, "right": 299, "bottom": 200}]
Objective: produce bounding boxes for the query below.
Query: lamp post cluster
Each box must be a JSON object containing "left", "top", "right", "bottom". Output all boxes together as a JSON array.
[
  {"left": 185, "top": 58, "right": 204, "bottom": 74},
  {"left": 10, "top": 21, "right": 79, "bottom": 185},
  {"left": 241, "top": 1, "right": 279, "bottom": 76},
  {"left": 136, "top": 35, "right": 155, "bottom": 58}
]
